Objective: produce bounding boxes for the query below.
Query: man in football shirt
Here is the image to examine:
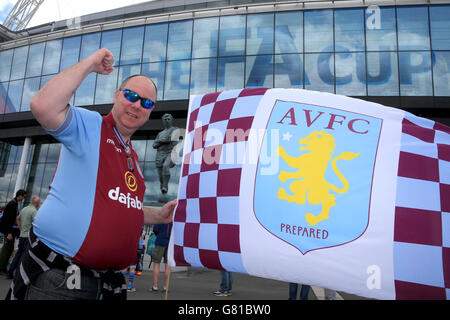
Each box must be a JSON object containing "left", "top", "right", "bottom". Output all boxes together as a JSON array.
[{"left": 9, "top": 48, "right": 176, "bottom": 300}]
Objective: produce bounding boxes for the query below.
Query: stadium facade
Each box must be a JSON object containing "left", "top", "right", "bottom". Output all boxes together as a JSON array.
[{"left": 0, "top": 0, "right": 449, "bottom": 207}]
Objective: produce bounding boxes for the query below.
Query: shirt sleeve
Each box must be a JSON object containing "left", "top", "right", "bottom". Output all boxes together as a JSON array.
[{"left": 43, "top": 105, "right": 102, "bottom": 156}]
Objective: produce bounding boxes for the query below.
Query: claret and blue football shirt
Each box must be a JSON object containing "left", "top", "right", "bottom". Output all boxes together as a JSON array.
[{"left": 33, "top": 105, "right": 146, "bottom": 270}]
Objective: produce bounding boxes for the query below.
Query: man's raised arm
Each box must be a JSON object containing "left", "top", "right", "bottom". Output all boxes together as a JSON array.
[{"left": 30, "top": 48, "right": 115, "bottom": 130}]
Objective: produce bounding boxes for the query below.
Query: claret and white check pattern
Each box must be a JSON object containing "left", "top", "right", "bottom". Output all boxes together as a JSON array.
[
  {"left": 393, "top": 112, "right": 450, "bottom": 299},
  {"left": 172, "top": 88, "right": 268, "bottom": 273}
]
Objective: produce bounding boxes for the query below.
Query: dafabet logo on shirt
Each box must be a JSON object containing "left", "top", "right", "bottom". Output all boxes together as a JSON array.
[{"left": 108, "top": 187, "right": 142, "bottom": 209}]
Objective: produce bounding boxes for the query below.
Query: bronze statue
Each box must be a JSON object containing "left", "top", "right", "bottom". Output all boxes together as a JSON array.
[{"left": 153, "top": 113, "right": 179, "bottom": 196}]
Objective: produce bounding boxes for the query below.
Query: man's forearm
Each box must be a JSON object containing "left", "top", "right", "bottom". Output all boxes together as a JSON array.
[
  {"left": 143, "top": 199, "right": 177, "bottom": 225},
  {"left": 143, "top": 206, "right": 165, "bottom": 225}
]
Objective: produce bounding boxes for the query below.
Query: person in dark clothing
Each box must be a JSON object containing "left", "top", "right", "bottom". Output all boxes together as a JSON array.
[
  {"left": 150, "top": 222, "right": 173, "bottom": 292},
  {"left": 0, "top": 189, "right": 27, "bottom": 273}
]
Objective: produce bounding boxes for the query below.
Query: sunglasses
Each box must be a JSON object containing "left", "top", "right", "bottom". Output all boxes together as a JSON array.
[{"left": 122, "top": 89, "right": 155, "bottom": 109}]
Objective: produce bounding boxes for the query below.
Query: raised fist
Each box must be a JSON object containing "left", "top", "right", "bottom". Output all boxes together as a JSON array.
[{"left": 88, "top": 48, "right": 115, "bottom": 75}]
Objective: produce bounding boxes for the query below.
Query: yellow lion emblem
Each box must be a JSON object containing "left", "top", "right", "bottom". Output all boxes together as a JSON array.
[{"left": 277, "top": 131, "right": 360, "bottom": 226}]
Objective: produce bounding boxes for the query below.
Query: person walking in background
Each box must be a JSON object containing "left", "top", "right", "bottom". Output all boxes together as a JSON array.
[
  {"left": 213, "top": 270, "right": 233, "bottom": 297},
  {"left": 136, "top": 233, "right": 145, "bottom": 276},
  {"left": 0, "top": 190, "right": 27, "bottom": 274},
  {"left": 150, "top": 222, "right": 172, "bottom": 292},
  {"left": 324, "top": 288, "right": 336, "bottom": 300},
  {"left": 6, "top": 195, "right": 41, "bottom": 279},
  {"left": 288, "top": 283, "right": 311, "bottom": 300}
]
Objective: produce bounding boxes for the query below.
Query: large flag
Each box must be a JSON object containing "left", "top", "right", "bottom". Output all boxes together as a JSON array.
[{"left": 168, "top": 88, "right": 449, "bottom": 300}]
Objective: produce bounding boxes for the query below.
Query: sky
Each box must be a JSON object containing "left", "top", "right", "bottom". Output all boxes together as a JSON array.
[{"left": 0, "top": 0, "right": 151, "bottom": 29}]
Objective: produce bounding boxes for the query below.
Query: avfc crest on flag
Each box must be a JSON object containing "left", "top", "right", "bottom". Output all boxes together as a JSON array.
[{"left": 254, "top": 100, "right": 383, "bottom": 254}]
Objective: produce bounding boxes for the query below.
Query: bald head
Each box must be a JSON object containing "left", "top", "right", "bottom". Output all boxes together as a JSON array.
[
  {"left": 31, "top": 195, "right": 41, "bottom": 208},
  {"left": 119, "top": 74, "right": 158, "bottom": 101}
]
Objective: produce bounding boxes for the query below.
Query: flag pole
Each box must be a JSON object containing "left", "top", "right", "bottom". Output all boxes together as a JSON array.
[{"left": 164, "top": 269, "right": 171, "bottom": 300}]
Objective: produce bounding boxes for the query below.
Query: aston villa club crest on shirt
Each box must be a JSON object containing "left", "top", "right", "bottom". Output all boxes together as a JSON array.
[{"left": 254, "top": 100, "right": 383, "bottom": 254}]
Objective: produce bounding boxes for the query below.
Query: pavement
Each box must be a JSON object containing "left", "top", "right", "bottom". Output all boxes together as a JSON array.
[{"left": 0, "top": 250, "right": 367, "bottom": 301}]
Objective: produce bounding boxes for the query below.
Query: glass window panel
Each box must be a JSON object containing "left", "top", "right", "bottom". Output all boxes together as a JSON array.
[
  {"left": 246, "top": 55, "right": 273, "bottom": 88},
  {"left": 41, "top": 162, "right": 57, "bottom": 199},
  {"left": 21, "top": 77, "right": 41, "bottom": 112},
  {"left": 274, "top": 54, "right": 304, "bottom": 88},
  {"left": 0, "top": 82, "right": 8, "bottom": 114},
  {"left": 219, "top": 15, "right": 246, "bottom": 57},
  {"left": 275, "top": 11, "right": 303, "bottom": 54},
  {"left": 367, "top": 52, "right": 399, "bottom": 96},
  {"left": 0, "top": 164, "right": 13, "bottom": 203},
  {"left": 27, "top": 162, "right": 45, "bottom": 203},
  {"left": 10, "top": 46, "right": 28, "bottom": 80},
  {"left": 26, "top": 42, "right": 45, "bottom": 78},
  {"left": 164, "top": 60, "right": 190, "bottom": 100},
  {"left": 167, "top": 20, "right": 193, "bottom": 60},
  {"left": 247, "top": 13, "right": 274, "bottom": 56},
  {"left": 145, "top": 140, "right": 157, "bottom": 162},
  {"left": 190, "top": 58, "right": 217, "bottom": 95},
  {"left": 80, "top": 32, "right": 101, "bottom": 60},
  {"left": 131, "top": 140, "right": 146, "bottom": 163},
  {"left": 46, "top": 143, "right": 61, "bottom": 162},
  {"left": 74, "top": 72, "right": 96, "bottom": 106},
  {"left": 95, "top": 69, "right": 118, "bottom": 104},
  {"left": 101, "top": 29, "right": 122, "bottom": 66},
  {"left": 167, "top": 164, "right": 181, "bottom": 200},
  {"left": 335, "top": 52, "right": 366, "bottom": 96},
  {"left": 37, "top": 143, "right": 49, "bottom": 163},
  {"left": 397, "top": 6, "right": 430, "bottom": 50},
  {"left": 430, "top": 5, "right": 450, "bottom": 50},
  {"left": 143, "top": 161, "right": 159, "bottom": 204},
  {"left": 118, "top": 64, "right": 142, "bottom": 86},
  {"left": 143, "top": 23, "right": 168, "bottom": 63},
  {"left": 26, "top": 144, "right": 35, "bottom": 164},
  {"left": 366, "top": 7, "right": 397, "bottom": 51},
  {"left": 192, "top": 17, "right": 219, "bottom": 58},
  {"left": 40, "top": 74, "right": 54, "bottom": 89},
  {"left": 399, "top": 51, "right": 432, "bottom": 96},
  {"left": 8, "top": 145, "right": 18, "bottom": 164},
  {"left": 42, "top": 39, "right": 62, "bottom": 75},
  {"left": 120, "top": 26, "right": 144, "bottom": 65},
  {"left": 6, "top": 164, "right": 18, "bottom": 201},
  {"left": 13, "top": 145, "right": 23, "bottom": 163},
  {"left": 0, "top": 142, "right": 12, "bottom": 164},
  {"left": 304, "top": 53, "right": 334, "bottom": 93},
  {"left": 432, "top": 51, "right": 450, "bottom": 96},
  {"left": 6, "top": 79, "right": 24, "bottom": 113},
  {"left": 60, "top": 36, "right": 81, "bottom": 71},
  {"left": 305, "top": 10, "right": 333, "bottom": 53},
  {"left": 141, "top": 62, "right": 165, "bottom": 101},
  {"left": 0, "top": 49, "right": 13, "bottom": 82},
  {"left": 335, "top": 8, "right": 365, "bottom": 52},
  {"left": 217, "top": 56, "right": 244, "bottom": 91}
]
